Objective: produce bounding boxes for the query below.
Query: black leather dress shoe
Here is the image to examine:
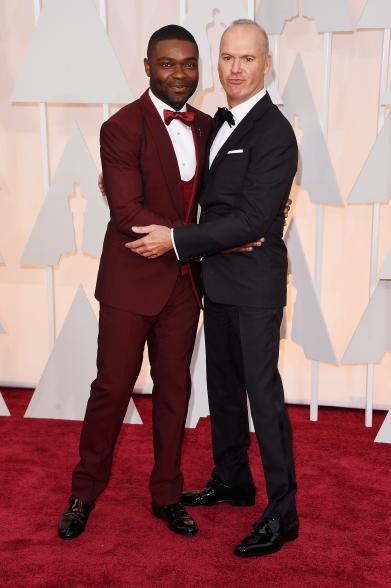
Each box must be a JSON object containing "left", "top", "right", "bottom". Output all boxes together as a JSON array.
[
  {"left": 58, "top": 496, "right": 95, "bottom": 539},
  {"left": 181, "top": 478, "right": 256, "bottom": 507},
  {"left": 234, "top": 516, "right": 299, "bottom": 557},
  {"left": 152, "top": 502, "right": 198, "bottom": 536}
]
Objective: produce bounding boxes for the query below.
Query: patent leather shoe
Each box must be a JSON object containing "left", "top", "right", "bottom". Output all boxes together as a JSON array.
[
  {"left": 58, "top": 496, "right": 95, "bottom": 539},
  {"left": 181, "top": 478, "right": 256, "bottom": 507},
  {"left": 234, "top": 516, "right": 299, "bottom": 557},
  {"left": 152, "top": 502, "right": 198, "bottom": 536}
]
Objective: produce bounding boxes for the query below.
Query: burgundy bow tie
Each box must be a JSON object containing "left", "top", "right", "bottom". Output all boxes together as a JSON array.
[{"left": 164, "top": 109, "right": 195, "bottom": 127}]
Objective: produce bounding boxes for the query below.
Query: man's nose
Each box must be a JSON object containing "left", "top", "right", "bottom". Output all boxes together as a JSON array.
[
  {"left": 230, "top": 58, "right": 242, "bottom": 74},
  {"left": 172, "top": 65, "right": 187, "bottom": 78}
]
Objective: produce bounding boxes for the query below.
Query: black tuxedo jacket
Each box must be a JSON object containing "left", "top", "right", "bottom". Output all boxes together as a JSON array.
[{"left": 173, "top": 92, "right": 298, "bottom": 308}]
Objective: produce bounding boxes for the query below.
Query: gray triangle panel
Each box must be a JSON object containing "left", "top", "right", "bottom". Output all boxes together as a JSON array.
[
  {"left": 348, "top": 115, "right": 391, "bottom": 204},
  {"left": 184, "top": 0, "right": 248, "bottom": 91},
  {"left": 382, "top": 85, "right": 391, "bottom": 105},
  {"left": 380, "top": 249, "right": 391, "bottom": 280},
  {"left": 375, "top": 410, "right": 391, "bottom": 443},
  {"left": 255, "top": 0, "right": 299, "bottom": 34},
  {"left": 11, "top": 0, "right": 132, "bottom": 103},
  {"left": 342, "top": 281, "right": 391, "bottom": 364},
  {"left": 302, "top": 0, "right": 354, "bottom": 32},
  {"left": 357, "top": 0, "right": 391, "bottom": 29},
  {"left": 21, "top": 124, "right": 108, "bottom": 266},
  {"left": 186, "top": 322, "right": 210, "bottom": 428},
  {"left": 282, "top": 56, "right": 343, "bottom": 205},
  {"left": 24, "top": 286, "right": 142, "bottom": 424},
  {"left": 285, "top": 221, "right": 338, "bottom": 364},
  {"left": 0, "top": 393, "right": 10, "bottom": 416}
]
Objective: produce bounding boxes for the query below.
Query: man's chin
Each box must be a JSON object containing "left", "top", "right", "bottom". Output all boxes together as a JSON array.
[{"left": 168, "top": 91, "right": 192, "bottom": 108}]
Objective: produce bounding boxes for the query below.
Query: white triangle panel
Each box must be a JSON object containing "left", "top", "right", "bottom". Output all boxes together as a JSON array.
[
  {"left": 0, "top": 249, "right": 6, "bottom": 333},
  {"left": 342, "top": 281, "right": 391, "bottom": 364},
  {"left": 357, "top": 0, "right": 391, "bottom": 30},
  {"left": 21, "top": 124, "right": 109, "bottom": 266},
  {"left": 0, "top": 393, "right": 10, "bottom": 416},
  {"left": 24, "top": 286, "right": 142, "bottom": 424},
  {"left": 375, "top": 410, "right": 391, "bottom": 443},
  {"left": 380, "top": 249, "right": 391, "bottom": 280},
  {"left": 282, "top": 56, "right": 343, "bottom": 205},
  {"left": 285, "top": 221, "right": 338, "bottom": 364},
  {"left": 256, "top": 0, "right": 299, "bottom": 35},
  {"left": 184, "top": 0, "right": 247, "bottom": 91},
  {"left": 138, "top": 320, "right": 210, "bottom": 427},
  {"left": 382, "top": 85, "right": 391, "bottom": 105},
  {"left": 186, "top": 322, "right": 210, "bottom": 428},
  {"left": 266, "top": 75, "right": 283, "bottom": 106},
  {"left": 11, "top": 0, "right": 132, "bottom": 103},
  {"left": 348, "top": 115, "right": 391, "bottom": 204},
  {"left": 302, "top": 0, "right": 354, "bottom": 32}
]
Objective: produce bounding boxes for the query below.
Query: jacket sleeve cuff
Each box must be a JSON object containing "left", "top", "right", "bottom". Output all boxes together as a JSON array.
[{"left": 171, "top": 228, "right": 180, "bottom": 260}]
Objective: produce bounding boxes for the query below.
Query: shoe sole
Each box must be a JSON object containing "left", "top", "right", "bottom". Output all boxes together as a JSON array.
[
  {"left": 58, "top": 529, "right": 85, "bottom": 540},
  {"left": 152, "top": 511, "right": 198, "bottom": 536},
  {"left": 182, "top": 498, "right": 256, "bottom": 507},
  {"left": 234, "top": 532, "right": 299, "bottom": 558}
]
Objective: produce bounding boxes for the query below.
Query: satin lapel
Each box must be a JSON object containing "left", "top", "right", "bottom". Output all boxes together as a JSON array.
[
  {"left": 140, "top": 91, "right": 185, "bottom": 218},
  {"left": 208, "top": 93, "right": 273, "bottom": 178},
  {"left": 203, "top": 117, "right": 224, "bottom": 184},
  {"left": 187, "top": 107, "right": 208, "bottom": 221}
]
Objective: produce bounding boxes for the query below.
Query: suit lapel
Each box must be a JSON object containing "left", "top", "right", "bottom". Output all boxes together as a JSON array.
[
  {"left": 208, "top": 92, "right": 273, "bottom": 178},
  {"left": 187, "top": 106, "right": 208, "bottom": 220},
  {"left": 140, "top": 90, "right": 185, "bottom": 218},
  {"left": 203, "top": 116, "right": 224, "bottom": 184}
]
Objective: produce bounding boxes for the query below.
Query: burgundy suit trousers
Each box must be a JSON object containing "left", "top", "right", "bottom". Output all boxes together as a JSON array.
[{"left": 72, "top": 273, "right": 200, "bottom": 506}]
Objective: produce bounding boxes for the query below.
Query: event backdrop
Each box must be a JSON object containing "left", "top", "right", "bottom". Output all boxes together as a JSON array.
[{"left": 0, "top": 1, "right": 390, "bottom": 439}]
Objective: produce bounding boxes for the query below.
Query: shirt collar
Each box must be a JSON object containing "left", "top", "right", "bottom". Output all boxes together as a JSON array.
[
  {"left": 230, "top": 88, "right": 267, "bottom": 125},
  {"left": 148, "top": 88, "right": 187, "bottom": 122}
]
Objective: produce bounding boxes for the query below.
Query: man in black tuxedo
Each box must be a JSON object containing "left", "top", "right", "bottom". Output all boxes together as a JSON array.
[{"left": 128, "top": 19, "right": 298, "bottom": 557}]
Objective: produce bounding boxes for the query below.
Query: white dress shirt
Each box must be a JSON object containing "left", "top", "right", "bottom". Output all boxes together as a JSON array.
[
  {"left": 172, "top": 88, "right": 267, "bottom": 259},
  {"left": 209, "top": 88, "right": 266, "bottom": 167},
  {"left": 148, "top": 89, "right": 196, "bottom": 181}
]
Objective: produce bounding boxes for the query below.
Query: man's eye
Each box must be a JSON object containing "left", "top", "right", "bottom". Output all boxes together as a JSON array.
[
  {"left": 161, "top": 63, "right": 171, "bottom": 68},
  {"left": 223, "top": 56, "right": 231, "bottom": 61},
  {"left": 185, "top": 63, "right": 196, "bottom": 68},
  {"left": 245, "top": 57, "right": 254, "bottom": 63}
]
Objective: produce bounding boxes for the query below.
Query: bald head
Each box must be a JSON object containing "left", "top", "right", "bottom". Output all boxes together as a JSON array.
[
  {"left": 218, "top": 19, "right": 271, "bottom": 108},
  {"left": 221, "top": 19, "right": 269, "bottom": 57}
]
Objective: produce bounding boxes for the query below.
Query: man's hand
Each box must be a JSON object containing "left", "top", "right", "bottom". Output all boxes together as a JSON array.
[
  {"left": 126, "top": 225, "right": 172, "bottom": 258},
  {"left": 284, "top": 198, "right": 292, "bottom": 224},
  {"left": 223, "top": 238, "right": 265, "bottom": 254},
  {"left": 98, "top": 173, "right": 106, "bottom": 196}
]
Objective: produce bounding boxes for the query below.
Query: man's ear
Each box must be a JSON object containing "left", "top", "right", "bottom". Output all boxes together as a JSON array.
[
  {"left": 144, "top": 58, "right": 150, "bottom": 78},
  {"left": 264, "top": 54, "right": 272, "bottom": 76}
]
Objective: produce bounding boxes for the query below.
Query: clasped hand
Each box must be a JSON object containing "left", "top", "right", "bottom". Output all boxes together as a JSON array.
[
  {"left": 126, "top": 226, "right": 173, "bottom": 259},
  {"left": 125, "top": 226, "right": 264, "bottom": 259},
  {"left": 97, "top": 173, "right": 291, "bottom": 259}
]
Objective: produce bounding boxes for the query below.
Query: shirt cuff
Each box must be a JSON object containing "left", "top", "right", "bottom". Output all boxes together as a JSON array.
[{"left": 171, "top": 228, "right": 180, "bottom": 260}]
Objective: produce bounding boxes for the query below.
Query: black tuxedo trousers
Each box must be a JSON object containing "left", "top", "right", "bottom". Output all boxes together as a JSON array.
[{"left": 204, "top": 296, "right": 297, "bottom": 521}]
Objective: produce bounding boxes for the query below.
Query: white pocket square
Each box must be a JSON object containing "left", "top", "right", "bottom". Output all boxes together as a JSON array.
[{"left": 227, "top": 149, "right": 243, "bottom": 154}]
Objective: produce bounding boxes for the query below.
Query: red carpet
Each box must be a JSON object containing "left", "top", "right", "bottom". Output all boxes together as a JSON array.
[{"left": 1, "top": 388, "right": 390, "bottom": 587}]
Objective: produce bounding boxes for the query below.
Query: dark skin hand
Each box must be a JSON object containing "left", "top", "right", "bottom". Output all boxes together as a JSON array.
[
  {"left": 98, "top": 174, "right": 292, "bottom": 259},
  {"left": 98, "top": 172, "right": 292, "bottom": 256}
]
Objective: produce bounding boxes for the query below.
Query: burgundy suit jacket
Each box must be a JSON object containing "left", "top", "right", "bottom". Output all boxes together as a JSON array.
[{"left": 95, "top": 90, "right": 213, "bottom": 315}]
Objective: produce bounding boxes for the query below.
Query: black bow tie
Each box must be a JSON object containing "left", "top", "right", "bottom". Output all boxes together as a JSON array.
[{"left": 216, "top": 107, "right": 235, "bottom": 127}]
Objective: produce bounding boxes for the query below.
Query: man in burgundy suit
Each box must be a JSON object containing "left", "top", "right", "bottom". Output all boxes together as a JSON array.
[{"left": 58, "top": 25, "right": 215, "bottom": 539}]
